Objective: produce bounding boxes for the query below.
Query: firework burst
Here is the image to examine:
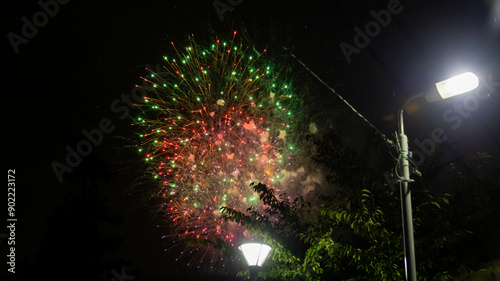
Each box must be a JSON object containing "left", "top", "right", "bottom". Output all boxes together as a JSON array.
[{"left": 134, "top": 31, "right": 306, "bottom": 270}]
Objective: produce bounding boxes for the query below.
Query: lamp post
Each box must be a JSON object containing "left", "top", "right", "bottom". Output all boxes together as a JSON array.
[
  {"left": 239, "top": 242, "right": 272, "bottom": 281},
  {"left": 397, "top": 72, "right": 479, "bottom": 281}
]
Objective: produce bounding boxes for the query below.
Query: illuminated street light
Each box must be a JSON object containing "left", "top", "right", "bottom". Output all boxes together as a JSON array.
[
  {"left": 423, "top": 72, "right": 480, "bottom": 102},
  {"left": 239, "top": 242, "right": 271, "bottom": 280},
  {"left": 397, "top": 72, "right": 479, "bottom": 281}
]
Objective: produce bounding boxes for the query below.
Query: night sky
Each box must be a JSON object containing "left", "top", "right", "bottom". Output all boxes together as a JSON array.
[{"left": 3, "top": 0, "right": 500, "bottom": 280}]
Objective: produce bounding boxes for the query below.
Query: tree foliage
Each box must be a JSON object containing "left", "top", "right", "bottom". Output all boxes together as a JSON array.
[{"left": 221, "top": 129, "right": 500, "bottom": 280}]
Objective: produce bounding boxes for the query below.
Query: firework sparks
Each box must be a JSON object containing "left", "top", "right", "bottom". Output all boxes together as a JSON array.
[{"left": 134, "top": 31, "right": 308, "bottom": 270}]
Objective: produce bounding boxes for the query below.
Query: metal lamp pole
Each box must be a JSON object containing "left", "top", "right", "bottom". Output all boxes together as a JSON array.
[
  {"left": 395, "top": 72, "right": 479, "bottom": 281},
  {"left": 397, "top": 96, "right": 422, "bottom": 281}
]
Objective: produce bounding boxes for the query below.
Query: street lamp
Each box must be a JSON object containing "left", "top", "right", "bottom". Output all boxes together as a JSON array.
[
  {"left": 239, "top": 242, "right": 272, "bottom": 281},
  {"left": 397, "top": 72, "right": 479, "bottom": 281}
]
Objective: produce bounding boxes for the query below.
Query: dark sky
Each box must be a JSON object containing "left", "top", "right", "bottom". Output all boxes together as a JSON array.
[{"left": 2, "top": 0, "right": 499, "bottom": 280}]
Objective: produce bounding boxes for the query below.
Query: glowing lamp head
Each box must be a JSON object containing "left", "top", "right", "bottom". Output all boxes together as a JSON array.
[
  {"left": 435, "top": 72, "right": 479, "bottom": 99},
  {"left": 426, "top": 72, "right": 479, "bottom": 102},
  {"left": 239, "top": 242, "right": 271, "bottom": 267}
]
